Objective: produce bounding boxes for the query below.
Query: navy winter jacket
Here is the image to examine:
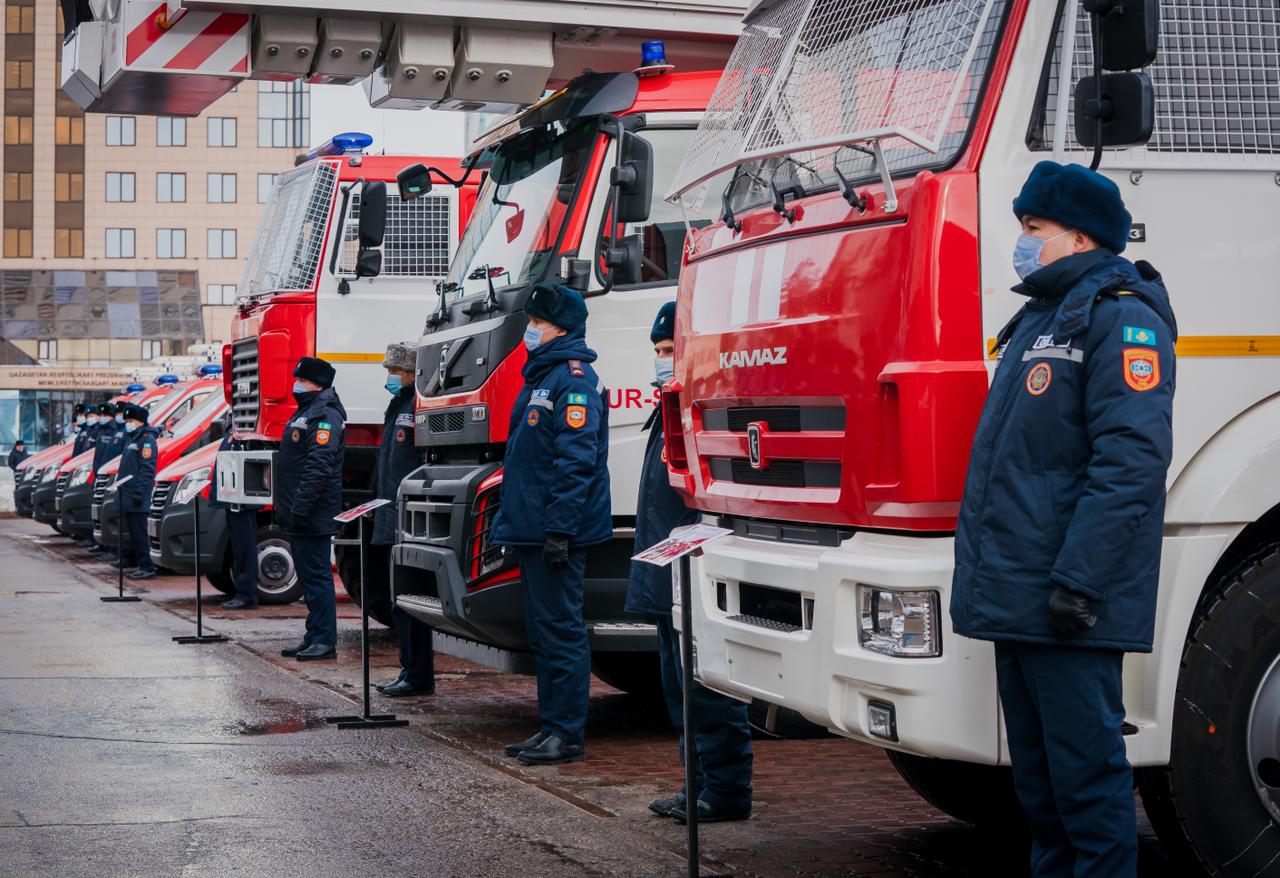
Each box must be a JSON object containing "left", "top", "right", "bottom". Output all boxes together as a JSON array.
[
  {"left": 116, "top": 426, "right": 161, "bottom": 514},
  {"left": 72, "top": 424, "right": 95, "bottom": 457},
  {"left": 92, "top": 421, "right": 127, "bottom": 475},
  {"left": 372, "top": 384, "right": 420, "bottom": 545},
  {"left": 625, "top": 403, "right": 697, "bottom": 618},
  {"left": 491, "top": 328, "right": 612, "bottom": 547},
  {"left": 951, "top": 250, "right": 1177, "bottom": 652},
  {"left": 274, "top": 387, "right": 346, "bottom": 536}
]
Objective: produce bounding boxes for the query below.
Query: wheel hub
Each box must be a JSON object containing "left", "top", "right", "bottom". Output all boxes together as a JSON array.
[
  {"left": 1247, "top": 651, "right": 1280, "bottom": 823},
  {"left": 258, "top": 543, "right": 296, "bottom": 593}
]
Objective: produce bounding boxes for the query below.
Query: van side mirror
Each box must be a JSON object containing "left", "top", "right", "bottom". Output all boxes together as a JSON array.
[
  {"left": 358, "top": 180, "right": 387, "bottom": 247},
  {"left": 1074, "top": 72, "right": 1154, "bottom": 148},
  {"left": 611, "top": 131, "right": 653, "bottom": 225},
  {"left": 355, "top": 249, "right": 383, "bottom": 279},
  {"left": 396, "top": 163, "right": 433, "bottom": 201},
  {"left": 1084, "top": 0, "right": 1159, "bottom": 70}
]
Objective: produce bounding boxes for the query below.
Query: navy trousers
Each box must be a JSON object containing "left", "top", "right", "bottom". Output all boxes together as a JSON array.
[
  {"left": 226, "top": 508, "right": 259, "bottom": 604},
  {"left": 655, "top": 617, "right": 753, "bottom": 811},
  {"left": 290, "top": 533, "right": 336, "bottom": 648},
  {"left": 518, "top": 546, "right": 591, "bottom": 746},
  {"left": 370, "top": 544, "right": 435, "bottom": 689},
  {"left": 995, "top": 641, "right": 1135, "bottom": 878},
  {"left": 125, "top": 512, "right": 154, "bottom": 573}
]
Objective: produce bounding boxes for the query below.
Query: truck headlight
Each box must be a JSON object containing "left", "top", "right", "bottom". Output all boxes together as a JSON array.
[
  {"left": 68, "top": 464, "right": 92, "bottom": 488},
  {"left": 176, "top": 466, "right": 213, "bottom": 502},
  {"left": 41, "top": 466, "right": 58, "bottom": 483},
  {"left": 858, "top": 587, "right": 940, "bottom": 658}
]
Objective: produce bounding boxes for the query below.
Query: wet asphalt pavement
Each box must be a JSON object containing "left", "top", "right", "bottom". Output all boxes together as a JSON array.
[{"left": 0, "top": 522, "right": 696, "bottom": 878}]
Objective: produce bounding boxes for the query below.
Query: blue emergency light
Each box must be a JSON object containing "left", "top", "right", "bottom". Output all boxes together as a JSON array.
[
  {"left": 124, "top": 383, "right": 146, "bottom": 393},
  {"left": 304, "top": 132, "right": 374, "bottom": 163},
  {"left": 197, "top": 364, "right": 222, "bottom": 376},
  {"left": 154, "top": 374, "right": 180, "bottom": 386},
  {"left": 640, "top": 40, "right": 668, "bottom": 67}
]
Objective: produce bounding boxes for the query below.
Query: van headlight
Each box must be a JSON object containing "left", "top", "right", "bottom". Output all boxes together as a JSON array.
[
  {"left": 175, "top": 466, "right": 213, "bottom": 502},
  {"left": 41, "top": 465, "right": 59, "bottom": 483},
  {"left": 858, "top": 587, "right": 941, "bottom": 657},
  {"left": 68, "top": 464, "right": 92, "bottom": 488}
]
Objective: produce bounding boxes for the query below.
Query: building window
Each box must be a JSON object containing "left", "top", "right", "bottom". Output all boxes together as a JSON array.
[
  {"left": 141, "top": 339, "right": 163, "bottom": 360},
  {"left": 54, "top": 173, "right": 84, "bottom": 202},
  {"left": 54, "top": 116, "right": 83, "bottom": 145},
  {"left": 207, "top": 229, "right": 236, "bottom": 259},
  {"left": 4, "top": 228, "right": 32, "bottom": 257},
  {"left": 105, "top": 116, "right": 136, "bottom": 146},
  {"left": 257, "top": 173, "right": 278, "bottom": 204},
  {"left": 54, "top": 228, "right": 84, "bottom": 258},
  {"left": 156, "top": 228, "right": 186, "bottom": 259},
  {"left": 207, "top": 173, "right": 236, "bottom": 203},
  {"left": 157, "top": 172, "right": 186, "bottom": 203},
  {"left": 106, "top": 228, "right": 135, "bottom": 259},
  {"left": 206, "top": 284, "right": 238, "bottom": 306},
  {"left": 157, "top": 117, "right": 186, "bottom": 147},
  {"left": 5, "top": 60, "right": 34, "bottom": 89},
  {"left": 37, "top": 340, "right": 57, "bottom": 360},
  {"left": 207, "top": 117, "right": 236, "bottom": 147},
  {"left": 6, "top": 6, "right": 35, "bottom": 33},
  {"left": 5, "top": 116, "right": 33, "bottom": 144},
  {"left": 106, "top": 172, "right": 136, "bottom": 203},
  {"left": 5, "top": 172, "right": 32, "bottom": 202},
  {"left": 258, "top": 82, "right": 310, "bottom": 148}
]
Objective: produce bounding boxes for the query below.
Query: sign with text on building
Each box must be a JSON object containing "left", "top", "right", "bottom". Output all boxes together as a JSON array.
[{"left": 0, "top": 367, "right": 131, "bottom": 391}]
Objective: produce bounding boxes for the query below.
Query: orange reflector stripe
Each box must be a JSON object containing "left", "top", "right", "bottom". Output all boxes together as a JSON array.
[{"left": 985, "top": 336, "right": 1280, "bottom": 360}]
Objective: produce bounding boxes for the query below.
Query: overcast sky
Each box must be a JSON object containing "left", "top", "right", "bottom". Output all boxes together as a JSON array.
[{"left": 309, "top": 83, "right": 469, "bottom": 158}]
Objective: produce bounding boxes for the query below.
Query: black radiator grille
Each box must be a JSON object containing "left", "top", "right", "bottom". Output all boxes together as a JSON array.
[{"left": 709, "top": 458, "right": 841, "bottom": 488}]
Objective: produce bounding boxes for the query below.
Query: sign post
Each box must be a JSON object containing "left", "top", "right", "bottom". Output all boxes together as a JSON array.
[
  {"left": 633, "top": 524, "right": 732, "bottom": 878},
  {"left": 172, "top": 479, "right": 227, "bottom": 645},
  {"left": 324, "top": 499, "right": 408, "bottom": 730},
  {"left": 100, "top": 475, "right": 141, "bottom": 603}
]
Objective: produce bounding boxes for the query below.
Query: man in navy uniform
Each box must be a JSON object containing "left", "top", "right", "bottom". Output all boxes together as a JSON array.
[
  {"left": 276, "top": 356, "right": 346, "bottom": 662},
  {"left": 80, "top": 402, "right": 127, "bottom": 550},
  {"left": 69, "top": 403, "right": 88, "bottom": 455},
  {"left": 627, "top": 302, "right": 753, "bottom": 823},
  {"left": 117, "top": 403, "right": 161, "bottom": 580},
  {"left": 209, "top": 420, "right": 261, "bottom": 611},
  {"left": 493, "top": 283, "right": 611, "bottom": 766},
  {"left": 372, "top": 341, "right": 435, "bottom": 697},
  {"left": 951, "top": 161, "right": 1177, "bottom": 878}
]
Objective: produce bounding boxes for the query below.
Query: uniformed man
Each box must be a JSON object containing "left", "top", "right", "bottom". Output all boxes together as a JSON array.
[
  {"left": 276, "top": 356, "right": 346, "bottom": 662},
  {"left": 7, "top": 440, "right": 28, "bottom": 470},
  {"left": 71, "top": 403, "right": 93, "bottom": 456},
  {"left": 371, "top": 341, "right": 435, "bottom": 697},
  {"left": 951, "top": 161, "right": 1177, "bottom": 877},
  {"left": 117, "top": 403, "right": 161, "bottom": 580},
  {"left": 627, "top": 302, "right": 753, "bottom": 823},
  {"left": 209, "top": 423, "right": 260, "bottom": 611},
  {"left": 79, "top": 402, "right": 126, "bottom": 550},
  {"left": 493, "top": 283, "right": 611, "bottom": 766},
  {"left": 91, "top": 401, "right": 133, "bottom": 560}
]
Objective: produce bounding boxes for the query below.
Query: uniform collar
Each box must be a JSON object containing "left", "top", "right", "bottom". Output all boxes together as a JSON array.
[{"left": 1011, "top": 248, "right": 1113, "bottom": 303}]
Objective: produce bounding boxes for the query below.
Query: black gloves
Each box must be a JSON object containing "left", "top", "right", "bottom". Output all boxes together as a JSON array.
[
  {"left": 1048, "top": 586, "right": 1097, "bottom": 636},
  {"left": 544, "top": 533, "right": 571, "bottom": 569}
]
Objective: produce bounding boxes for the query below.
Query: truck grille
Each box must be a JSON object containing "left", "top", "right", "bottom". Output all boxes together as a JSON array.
[
  {"left": 704, "top": 405, "right": 846, "bottom": 432},
  {"left": 428, "top": 411, "right": 466, "bottom": 434},
  {"left": 708, "top": 458, "right": 841, "bottom": 488},
  {"left": 231, "top": 337, "right": 260, "bottom": 433}
]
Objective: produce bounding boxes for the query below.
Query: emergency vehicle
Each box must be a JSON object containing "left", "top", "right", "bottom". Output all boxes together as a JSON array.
[{"left": 661, "top": 0, "right": 1280, "bottom": 872}]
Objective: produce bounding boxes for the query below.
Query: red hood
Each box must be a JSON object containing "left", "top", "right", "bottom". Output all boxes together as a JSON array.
[{"left": 156, "top": 440, "right": 219, "bottom": 482}]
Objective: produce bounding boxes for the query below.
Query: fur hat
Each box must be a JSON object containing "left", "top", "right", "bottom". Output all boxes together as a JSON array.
[
  {"left": 382, "top": 341, "right": 418, "bottom": 372},
  {"left": 123, "top": 403, "right": 149, "bottom": 424},
  {"left": 97, "top": 402, "right": 114, "bottom": 416},
  {"left": 524, "top": 283, "right": 588, "bottom": 333},
  {"left": 1012, "top": 161, "right": 1132, "bottom": 254},
  {"left": 293, "top": 356, "right": 336, "bottom": 389},
  {"left": 651, "top": 302, "right": 676, "bottom": 343}
]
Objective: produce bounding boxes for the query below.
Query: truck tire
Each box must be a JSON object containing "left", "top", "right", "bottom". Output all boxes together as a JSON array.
[
  {"left": 205, "top": 568, "right": 236, "bottom": 595},
  {"left": 1135, "top": 544, "right": 1280, "bottom": 876},
  {"left": 885, "top": 750, "right": 1025, "bottom": 830},
  {"left": 746, "top": 699, "right": 830, "bottom": 740},
  {"left": 255, "top": 525, "right": 303, "bottom": 605},
  {"left": 591, "top": 652, "right": 663, "bottom": 700}
]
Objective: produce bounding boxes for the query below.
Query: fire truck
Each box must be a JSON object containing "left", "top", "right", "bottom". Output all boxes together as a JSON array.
[{"left": 661, "top": 0, "right": 1280, "bottom": 872}]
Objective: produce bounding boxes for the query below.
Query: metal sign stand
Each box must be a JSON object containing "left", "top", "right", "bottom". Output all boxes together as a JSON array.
[
  {"left": 173, "top": 481, "right": 227, "bottom": 645},
  {"left": 678, "top": 551, "right": 711, "bottom": 878},
  {"left": 324, "top": 500, "right": 407, "bottom": 730},
  {"left": 101, "top": 475, "right": 140, "bottom": 603}
]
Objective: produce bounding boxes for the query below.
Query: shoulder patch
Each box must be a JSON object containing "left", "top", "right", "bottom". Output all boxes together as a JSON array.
[
  {"left": 566, "top": 405, "right": 587, "bottom": 429},
  {"left": 316, "top": 428, "right": 331, "bottom": 445},
  {"left": 141, "top": 446, "right": 153, "bottom": 459},
  {"left": 1123, "top": 348, "right": 1161, "bottom": 392},
  {"left": 567, "top": 359, "right": 584, "bottom": 378},
  {"left": 1123, "top": 325, "right": 1157, "bottom": 346},
  {"left": 567, "top": 392, "right": 587, "bottom": 405},
  {"left": 318, "top": 421, "right": 332, "bottom": 431}
]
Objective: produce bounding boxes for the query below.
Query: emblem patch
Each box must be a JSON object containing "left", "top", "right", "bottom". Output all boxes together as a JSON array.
[
  {"left": 395, "top": 428, "right": 406, "bottom": 443},
  {"left": 526, "top": 409, "right": 540, "bottom": 426},
  {"left": 1123, "top": 348, "right": 1160, "bottom": 391},
  {"left": 568, "top": 359, "right": 584, "bottom": 377},
  {"left": 290, "top": 430, "right": 301, "bottom": 442},
  {"left": 532, "top": 389, "right": 551, "bottom": 400},
  {"left": 1123, "top": 326, "right": 1157, "bottom": 346},
  {"left": 395, "top": 413, "right": 413, "bottom": 426},
  {"left": 318, "top": 421, "right": 332, "bottom": 431},
  {"left": 141, "top": 445, "right": 153, "bottom": 459},
  {"left": 1026, "top": 361, "right": 1053, "bottom": 396},
  {"left": 567, "top": 392, "right": 587, "bottom": 405},
  {"left": 316, "top": 429, "right": 331, "bottom": 445},
  {"left": 566, "top": 405, "right": 587, "bottom": 429}
]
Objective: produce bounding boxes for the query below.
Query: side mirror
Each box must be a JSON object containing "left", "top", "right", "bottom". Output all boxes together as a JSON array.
[
  {"left": 355, "top": 249, "right": 383, "bottom": 279},
  {"left": 1084, "top": 0, "right": 1159, "bottom": 71},
  {"left": 358, "top": 180, "right": 387, "bottom": 248},
  {"left": 396, "top": 163, "right": 433, "bottom": 201},
  {"left": 602, "top": 234, "right": 643, "bottom": 287},
  {"left": 1074, "top": 73, "right": 1154, "bottom": 148},
  {"left": 611, "top": 131, "right": 653, "bottom": 225}
]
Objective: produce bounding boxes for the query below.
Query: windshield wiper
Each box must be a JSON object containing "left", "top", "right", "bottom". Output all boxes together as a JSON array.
[
  {"left": 463, "top": 264, "right": 509, "bottom": 316},
  {"left": 426, "top": 280, "right": 462, "bottom": 328}
]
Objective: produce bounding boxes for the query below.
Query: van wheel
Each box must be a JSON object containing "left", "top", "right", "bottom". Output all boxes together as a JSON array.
[
  {"left": 256, "top": 525, "right": 302, "bottom": 605},
  {"left": 746, "top": 699, "right": 830, "bottom": 739},
  {"left": 592, "top": 652, "right": 663, "bottom": 700},
  {"left": 1136, "top": 544, "right": 1280, "bottom": 876},
  {"left": 885, "top": 749, "right": 1025, "bottom": 830},
  {"left": 205, "top": 568, "right": 236, "bottom": 595}
]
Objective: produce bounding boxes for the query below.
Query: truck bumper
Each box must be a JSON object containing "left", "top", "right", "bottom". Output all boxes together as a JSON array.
[
  {"left": 32, "top": 482, "right": 59, "bottom": 526},
  {"left": 688, "top": 530, "right": 1001, "bottom": 763},
  {"left": 92, "top": 495, "right": 121, "bottom": 549},
  {"left": 151, "top": 500, "right": 227, "bottom": 573},
  {"left": 58, "top": 484, "right": 94, "bottom": 539}
]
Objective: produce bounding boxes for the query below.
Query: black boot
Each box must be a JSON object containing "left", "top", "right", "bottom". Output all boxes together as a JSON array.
[
  {"left": 671, "top": 799, "right": 751, "bottom": 824},
  {"left": 649, "top": 792, "right": 686, "bottom": 817},
  {"left": 517, "top": 735, "right": 584, "bottom": 766},
  {"left": 295, "top": 643, "right": 336, "bottom": 661},
  {"left": 280, "top": 640, "right": 310, "bottom": 657},
  {"left": 503, "top": 731, "right": 549, "bottom": 757}
]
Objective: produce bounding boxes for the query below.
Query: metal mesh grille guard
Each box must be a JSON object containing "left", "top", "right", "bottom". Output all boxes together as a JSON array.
[{"left": 239, "top": 160, "right": 339, "bottom": 295}]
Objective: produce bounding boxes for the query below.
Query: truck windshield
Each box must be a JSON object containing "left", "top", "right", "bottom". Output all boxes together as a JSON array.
[{"left": 442, "top": 119, "right": 597, "bottom": 301}]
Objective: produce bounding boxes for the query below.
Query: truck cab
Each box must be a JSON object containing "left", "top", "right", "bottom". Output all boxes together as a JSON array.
[{"left": 390, "top": 65, "right": 724, "bottom": 689}]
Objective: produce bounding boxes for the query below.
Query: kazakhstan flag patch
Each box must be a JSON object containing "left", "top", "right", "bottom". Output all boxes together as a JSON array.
[{"left": 1123, "top": 326, "right": 1157, "bottom": 346}]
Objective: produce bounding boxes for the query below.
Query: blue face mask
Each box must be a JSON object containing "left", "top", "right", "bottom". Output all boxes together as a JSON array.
[
  {"left": 292, "top": 380, "right": 310, "bottom": 395},
  {"left": 115, "top": 414, "right": 124, "bottom": 424},
  {"left": 1012, "top": 230, "right": 1072, "bottom": 280},
  {"left": 523, "top": 324, "right": 544, "bottom": 352},
  {"left": 655, "top": 356, "right": 674, "bottom": 385},
  {"left": 124, "top": 422, "right": 139, "bottom": 433},
  {"left": 385, "top": 375, "right": 404, "bottom": 395}
]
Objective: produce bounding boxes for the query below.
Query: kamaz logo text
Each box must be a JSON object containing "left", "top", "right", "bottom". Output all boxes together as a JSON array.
[{"left": 719, "top": 347, "right": 788, "bottom": 369}]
